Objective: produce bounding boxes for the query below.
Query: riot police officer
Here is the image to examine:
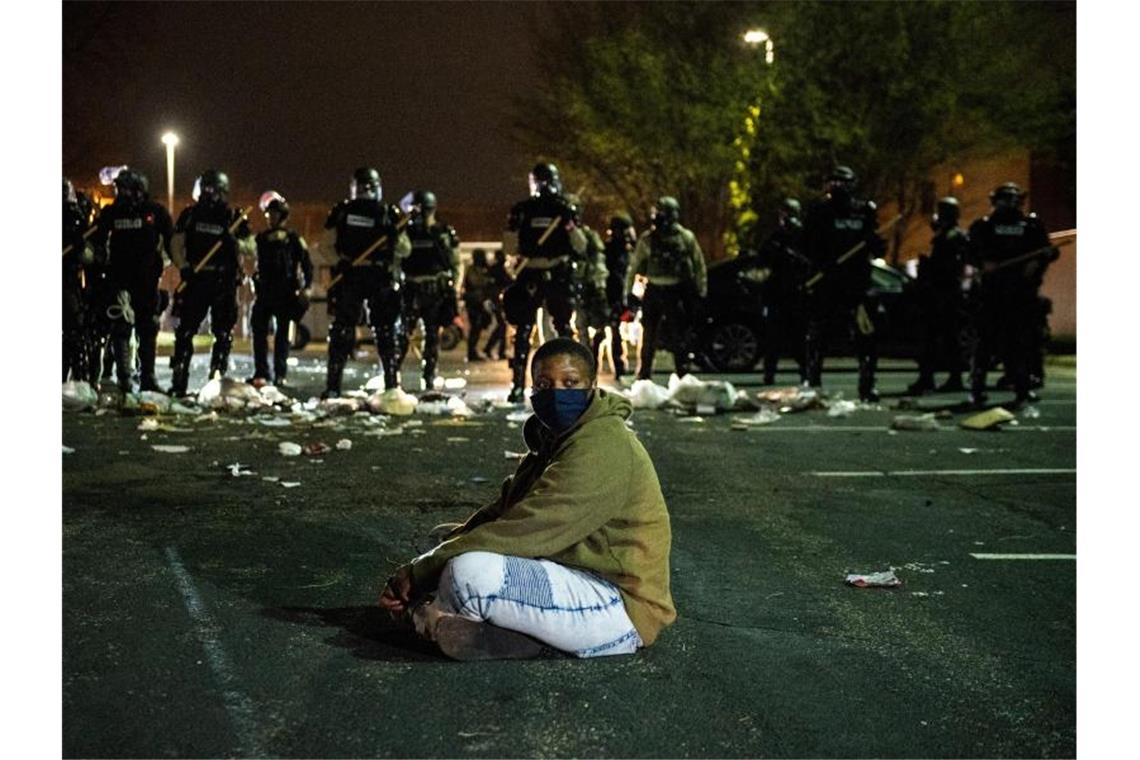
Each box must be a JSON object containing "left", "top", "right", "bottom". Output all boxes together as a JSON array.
[
  {"left": 802, "top": 166, "right": 885, "bottom": 401},
  {"left": 755, "top": 198, "right": 810, "bottom": 385},
  {"left": 63, "top": 178, "right": 95, "bottom": 383},
  {"left": 483, "top": 249, "right": 512, "bottom": 361},
  {"left": 966, "top": 182, "right": 1057, "bottom": 406},
  {"left": 90, "top": 168, "right": 174, "bottom": 393},
  {"left": 396, "top": 190, "right": 460, "bottom": 391},
  {"left": 624, "top": 196, "right": 707, "bottom": 380},
  {"left": 461, "top": 248, "right": 496, "bottom": 361},
  {"left": 601, "top": 213, "right": 637, "bottom": 380},
  {"left": 169, "top": 169, "right": 252, "bottom": 396},
  {"left": 569, "top": 208, "right": 609, "bottom": 359},
  {"left": 249, "top": 191, "right": 312, "bottom": 387},
  {"left": 322, "top": 167, "right": 411, "bottom": 397},
  {"left": 908, "top": 197, "right": 969, "bottom": 395},
  {"left": 501, "top": 162, "right": 588, "bottom": 402}
]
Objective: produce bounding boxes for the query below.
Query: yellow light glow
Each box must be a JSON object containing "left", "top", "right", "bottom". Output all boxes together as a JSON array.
[
  {"left": 743, "top": 29, "right": 769, "bottom": 44},
  {"left": 161, "top": 132, "right": 180, "bottom": 147},
  {"left": 952, "top": 172, "right": 965, "bottom": 187}
]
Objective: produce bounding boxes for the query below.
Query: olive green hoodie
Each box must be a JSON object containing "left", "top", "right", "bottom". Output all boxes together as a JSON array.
[{"left": 409, "top": 389, "right": 676, "bottom": 645}]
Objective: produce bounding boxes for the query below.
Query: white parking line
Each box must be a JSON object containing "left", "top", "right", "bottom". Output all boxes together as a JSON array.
[
  {"left": 811, "top": 468, "right": 1076, "bottom": 477},
  {"left": 970, "top": 553, "right": 1076, "bottom": 560},
  {"left": 165, "top": 547, "right": 264, "bottom": 757},
  {"left": 739, "top": 425, "right": 1075, "bottom": 433}
]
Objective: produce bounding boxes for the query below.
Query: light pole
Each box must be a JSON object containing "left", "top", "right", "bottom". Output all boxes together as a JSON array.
[
  {"left": 161, "top": 131, "right": 179, "bottom": 211},
  {"left": 743, "top": 29, "right": 774, "bottom": 64}
]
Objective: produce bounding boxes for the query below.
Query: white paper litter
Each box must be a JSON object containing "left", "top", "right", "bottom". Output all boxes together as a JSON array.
[
  {"left": 335, "top": 439, "right": 353, "bottom": 450},
  {"left": 151, "top": 445, "right": 191, "bottom": 453},
  {"left": 278, "top": 442, "right": 303, "bottom": 457},
  {"left": 281, "top": 481, "right": 302, "bottom": 488},
  {"left": 62, "top": 381, "right": 98, "bottom": 412}
]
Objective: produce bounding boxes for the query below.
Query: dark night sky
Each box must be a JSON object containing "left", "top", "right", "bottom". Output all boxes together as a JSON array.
[{"left": 63, "top": 1, "right": 545, "bottom": 208}]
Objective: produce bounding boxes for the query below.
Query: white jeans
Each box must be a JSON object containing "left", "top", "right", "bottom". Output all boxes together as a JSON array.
[{"left": 436, "top": 551, "right": 642, "bottom": 658}]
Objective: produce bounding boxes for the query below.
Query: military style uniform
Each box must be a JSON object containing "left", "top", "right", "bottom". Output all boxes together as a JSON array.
[
  {"left": 601, "top": 217, "right": 636, "bottom": 379},
  {"left": 909, "top": 200, "right": 969, "bottom": 394},
  {"left": 625, "top": 199, "right": 707, "bottom": 380},
  {"left": 802, "top": 169, "right": 884, "bottom": 400},
  {"left": 251, "top": 224, "right": 312, "bottom": 384},
  {"left": 323, "top": 194, "right": 411, "bottom": 395},
  {"left": 398, "top": 213, "right": 460, "bottom": 390},
  {"left": 461, "top": 250, "right": 497, "bottom": 361},
  {"left": 502, "top": 163, "right": 587, "bottom": 401},
  {"left": 62, "top": 190, "right": 94, "bottom": 383},
  {"left": 966, "top": 184, "right": 1056, "bottom": 404},
  {"left": 755, "top": 201, "right": 809, "bottom": 384},
  {"left": 574, "top": 225, "right": 609, "bottom": 355},
  {"left": 92, "top": 180, "right": 174, "bottom": 392}
]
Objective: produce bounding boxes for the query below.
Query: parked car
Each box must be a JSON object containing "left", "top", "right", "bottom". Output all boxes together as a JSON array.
[{"left": 693, "top": 256, "right": 929, "bottom": 372}]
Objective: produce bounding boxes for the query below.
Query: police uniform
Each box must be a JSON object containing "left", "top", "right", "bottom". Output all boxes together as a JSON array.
[
  {"left": 62, "top": 193, "right": 93, "bottom": 383},
  {"left": 483, "top": 253, "right": 512, "bottom": 360},
  {"left": 323, "top": 197, "right": 411, "bottom": 395},
  {"left": 755, "top": 209, "right": 810, "bottom": 384},
  {"left": 966, "top": 194, "right": 1055, "bottom": 404},
  {"left": 502, "top": 175, "right": 586, "bottom": 401},
  {"left": 169, "top": 202, "right": 250, "bottom": 395},
  {"left": 625, "top": 212, "right": 707, "bottom": 380},
  {"left": 397, "top": 216, "right": 460, "bottom": 390},
  {"left": 802, "top": 185, "right": 884, "bottom": 400},
  {"left": 92, "top": 192, "right": 174, "bottom": 392},
  {"left": 251, "top": 225, "right": 312, "bottom": 384},
  {"left": 910, "top": 214, "right": 969, "bottom": 394},
  {"left": 461, "top": 251, "right": 496, "bottom": 361},
  {"left": 574, "top": 225, "right": 609, "bottom": 355},
  {"left": 601, "top": 218, "right": 636, "bottom": 379}
]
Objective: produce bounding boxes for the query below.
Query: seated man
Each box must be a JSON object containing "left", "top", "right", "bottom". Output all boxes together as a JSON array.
[{"left": 379, "top": 337, "right": 676, "bottom": 660}]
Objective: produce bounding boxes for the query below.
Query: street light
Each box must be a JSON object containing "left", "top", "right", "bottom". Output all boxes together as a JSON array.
[
  {"left": 743, "top": 28, "right": 774, "bottom": 64},
  {"left": 161, "top": 131, "right": 179, "bottom": 212}
]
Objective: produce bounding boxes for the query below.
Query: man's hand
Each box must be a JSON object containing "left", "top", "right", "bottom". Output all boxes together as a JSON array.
[{"left": 378, "top": 564, "right": 415, "bottom": 614}]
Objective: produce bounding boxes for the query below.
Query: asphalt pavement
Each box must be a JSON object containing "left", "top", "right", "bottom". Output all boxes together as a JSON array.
[{"left": 62, "top": 345, "right": 1076, "bottom": 758}]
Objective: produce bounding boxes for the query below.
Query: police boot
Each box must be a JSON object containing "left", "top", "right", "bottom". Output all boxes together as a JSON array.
[
  {"left": 421, "top": 357, "right": 438, "bottom": 392},
  {"left": 209, "top": 333, "right": 233, "bottom": 379},
  {"left": 323, "top": 352, "right": 346, "bottom": 399},
  {"left": 168, "top": 335, "right": 193, "bottom": 397},
  {"left": 907, "top": 373, "right": 935, "bottom": 396},
  {"left": 138, "top": 335, "right": 160, "bottom": 392},
  {"left": 507, "top": 355, "right": 528, "bottom": 404},
  {"left": 251, "top": 333, "right": 271, "bottom": 383},
  {"left": 937, "top": 374, "right": 964, "bottom": 393},
  {"left": 857, "top": 357, "right": 879, "bottom": 403},
  {"left": 112, "top": 335, "right": 133, "bottom": 394}
]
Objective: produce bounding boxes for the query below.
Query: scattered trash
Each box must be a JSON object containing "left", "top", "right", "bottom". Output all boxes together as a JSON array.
[
  {"left": 469, "top": 475, "right": 490, "bottom": 484},
  {"left": 731, "top": 410, "right": 781, "bottom": 429},
  {"left": 137, "top": 418, "right": 161, "bottom": 431},
  {"left": 447, "top": 436, "right": 470, "bottom": 442},
  {"left": 890, "top": 413, "right": 941, "bottom": 432},
  {"left": 504, "top": 450, "right": 528, "bottom": 460},
  {"left": 677, "top": 416, "right": 705, "bottom": 423},
  {"left": 958, "top": 448, "right": 978, "bottom": 455},
  {"left": 62, "top": 445, "right": 75, "bottom": 454},
  {"left": 959, "top": 407, "right": 1016, "bottom": 431},
  {"left": 62, "top": 381, "right": 99, "bottom": 412},
  {"left": 668, "top": 373, "right": 737, "bottom": 412},
  {"left": 278, "top": 442, "right": 303, "bottom": 457},
  {"left": 262, "top": 476, "right": 280, "bottom": 482},
  {"left": 197, "top": 377, "right": 264, "bottom": 409},
  {"left": 170, "top": 401, "right": 199, "bottom": 415},
  {"left": 626, "top": 378, "right": 672, "bottom": 409},
  {"left": 371, "top": 428, "right": 405, "bottom": 437},
  {"left": 138, "top": 391, "right": 172, "bottom": 414},
  {"left": 760, "top": 386, "right": 824, "bottom": 413},
  {"left": 302, "top": 442, "right": 331, "bottom": 456},
  {"left": 505, "top": 410, "right": 531, "bottom": 423},
  {"left": 827, "top": 399, "right": 858, "bottom": 418},
  {"left": 151, "top": 444, "right": 191, "bottom": 453},
  {"left": 335, "top": 439, "right": 353, "bottom": 451},
  {"left": 845, "top": 570, "right": 902, "bottom": 588},
  {"left": 1020, "top": 405, "right": 1041, "bottom": 419},
  {"left": 368, "top": 387, "right": 418, "bottom": 416},
  {"left": 443, "top": 377, "right": 468, "bottom": 390},
  {"left": 758, "top": 386, "right": 807, "bottom": 404},
  {"left": 321, "top": 397, "right": 367, "bottom": 415},
  {"left": 696, "top": 403, "right": 717, "bottom": 416},
  {"left": 417, "top": 394, "right": 475, "bottom": 417},
  {"left": 280, "top": 481, "right": 302, "bottom": 488},
  {"left": 363, "top": 374, "right": 388, "bottom": 391},
  {"left": 227, "top": 463, "right": 255, "bottom": 477}
]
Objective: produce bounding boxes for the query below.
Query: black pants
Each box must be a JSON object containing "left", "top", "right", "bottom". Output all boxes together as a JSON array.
[
  {"left": 465, "top": 299, "right": 493, "bottom": 358},
  {"left": 762, "top": 294, "right": 807, "bottom": 383},
  {"left": 398, "top": 277, "right": 454, "bottom": 387},
  {"left": 251, "top": 290, "right": 295, "bottom": 382},
  {"left": 170, "top": 272, "right": 238, "bottom": 394},
  {"left": 63, "top": 279, "right": 90, "bottom": 383},
  {"left": 484, "top": 301, "right": 508, "bottom": 359},
  {"left": 804, "top": 295, "right": 878, "bottom": 396},
  {"left": 637, "top": 284, "right": 697, "bottom": 380},
  {"left": 327, "top": 267, "right": 404, "bottom": 392},
  {"left": 971, "top": 285, "right": 1037, "bottom": 399},
  {"left": 504, "top": 266, "right": 577, "bottom": 392},
  {"left": 915, "top": 291, "right": 965, "bottom": 384}
]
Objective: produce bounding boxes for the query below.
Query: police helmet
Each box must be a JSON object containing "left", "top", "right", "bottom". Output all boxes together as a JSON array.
[
  {"left": 826, "top": 165, "right": 857, "bottom": 198},
  {"left": 351, "top": 167, "right": 382, "bottom": 201},
  {"left": 193, "top": 169, "right": 229, "bottom": 204},
  {"left": 779, "top": 197, "right": 802, "bottom": 221},
  {"left": 471, "top": 247, "right": 488, "bottom": 267},
  {"left": 932, "top": 196, "right": 960, "bottom": 229},
  {"left": 528, "top": 162, "right": 562, "bottom": 196},
  {"left": 609, "top": 213, "right": 633, "bottom": 231},
  {"left": 989, "top": 182, "right": 1024, "bottom": 210},
  {"left": 113, "top": 168, "right": 150, "bottom": 202},
  {"left": 259, "top": 190, "right": 290, "bottom": 221},
  {"left": 413, "top": 190, "right": 437, "bottom": 212},
  {"left": 651, "top": 196, "right": 681, "bottom": 231}
]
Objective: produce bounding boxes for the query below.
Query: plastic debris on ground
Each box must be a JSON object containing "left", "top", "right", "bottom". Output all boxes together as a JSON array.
[
  {"left": 335, "top": 439, "right": 352, "bottom": 451},
  {"left": 227, "top": 463, "right": 255, "bottom": 477},
  {"left": 63, "top": 381, "right": 99, "bottom": 412},
  {"left": 262, "top": 476, "right": 280, "bottom": 482},
  {"left": 278, "top": 442, "right": 303, "bottom": 457},
  {"left": 302, "top": 442, "right": 331, "bottom": 456},
  {"left": 845, "top": 570, "right": 903, "bottom": 588},
  {"left": 626, "top": 378, "right": 672, "bottom": 409},
  {"left": 63, "top": 445, "right": 76, "bottom": 454},
  {"left": 321, "top": 397, "right": 367, "bottom": 415},
  {"left": 1021, "top": 405, "right": 1041, "bottom": 419},
  {"left": 170, "top": 401, "right": 199, "bottom": 415},
  {"left": 151, "top": 444, "right": 191, "bottom": 453},
  {"left": 253, "top": 415, "right": 292, "bottom": 427},
  {"left": 368, "top": 387, "right": 418, "bottom": 416},
  {"left": 890, "top": 413, "right": 941, "bottom": 432},
  {"left": 959, "top": 407, "right": 1016, "bottom": 431},
  {"left": 758, "top": 385, "right": 824, "bottom": 413},
  {"left": 958, "top": 447, "right": 978, "bottom": 455},
  {"left": 138, "top": 391, "right": 172, "bottom": 414},
  {"left": 731, "top": 410, "right": 781, "bottom": 430},
  {"left": 417, "top": 393, "right": 475, "bottom": 417},
  {"left": 137, "top": 418, "right": 161, "bottom": 431},
  {"left": 281, "top": 481, "right": 302, "bottom": 488},
  {"left": 363, "top": 375, "right": 387, "bottom": 391},
  {"left": 505, "top": 410, "right": 531, "bottom": 423},
  {"left": 667, "top": 373, "right": 737, "bottom": 413},
  {"left": 442, "top": 377, "right": 468, "bottom": 390},
  {"left": 827, "top": 399, "right": 859, "bottom": 418},
  {"left": 504, "top": 450, "right": 528, "bottom": 460}
]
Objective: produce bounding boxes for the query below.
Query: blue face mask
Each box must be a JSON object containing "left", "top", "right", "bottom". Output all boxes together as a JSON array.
[{"left": 530, "top": 388, "right": 592, "bottom": 434}]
